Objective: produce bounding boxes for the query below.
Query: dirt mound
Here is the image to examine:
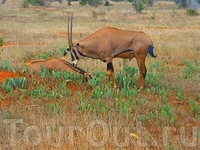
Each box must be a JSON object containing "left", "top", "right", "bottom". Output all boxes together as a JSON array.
[
  {"left": 0, "top": 71, "right": 18, "bottom": 84},
  {"left": 66, "top": 81, "right": 81, "bottom": 96}
]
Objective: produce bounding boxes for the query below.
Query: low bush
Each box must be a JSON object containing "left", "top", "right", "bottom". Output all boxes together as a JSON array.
[{"left": 186, "top": 9, "right": 199, "bottom": 16}]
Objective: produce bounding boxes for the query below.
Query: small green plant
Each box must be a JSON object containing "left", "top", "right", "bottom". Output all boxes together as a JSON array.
[
  {"left": 76, "top": 93, "right": 90, "bottom": 112},
  {"left": 197, "top": 93, "right": 200, "bottom": 100},
  {"left": 151, "top": 11, "right": 156, "bottom": 20},
  {"left": 0, "top": 94, "right": 5, "bottom": 100},
  {"left": 129, "top": 87, "right": 138, "bottom": 97},
  {"left": 181, "top": 59, "right": 195, "bottom": 79},
  {"left": 138, "top": 115, "right": 147, "bottom": 122},
  {"left": 0, "top": 61, "right": 13, "bottom": 71},
  {"left": 30, "top": 87, "right": 46, "bottom": 100},
  {"left": 169, "top": 145, "right": 175, "bottom": 150},
  {"left": 39, "top": 54, "right": 48, "bottom": 59},
  {"left": 92, "top": 11, "right": 97, "bottom": 18},
  {"left": 148, "top": 111, "right": 155, "bottom": 120},
  {"left": 3, "top": 110, "right": 9, "bottom": 119},
  {"left": 1, "top": 79, "right": 12, "bottom": 93},
  {"left": 189, "top": 98, "right": 200, "bottom": 117},
  {"left": 186, "top": 9, "right": 199, "bottom": 16},
  {"left": 0, "top": 38, "right": 3, "bottom": 47},
  {"left": 52, "top": 71, "right": 62, "bottom": 80},
  {"left": 120, "top": 99, "right": 128, "bottom": 113},
  {"left": 88, "top": 75, "right": 102, "bottom": 87},
  {"left": 161, "top": 104, "right": 175, "bottom": 125},
  {"left": 19, "top": 89, "right": 27, "bottom": 101},
  {"left": 197, "top": 132, "right": 200, "bottom": 141},
  {"left": 104, "top": 87, "right": 112, "bottom": 98},
  {"left": 46, "top": 102, "right": 61, "bottom": 114},
  {"left": 195, "top": 58, "right": 199, "bottom": 67},
  {"left": 176, "top": 86, "right": 185, "bottom": 100},
  {"left": 91, "top": 86, "right": 103, "bottom": 99},
  {"left": 136, "top": 98, "right": 148, "bottom": 106},
  {"left": 38, "top": 66, "right": 48, "bottom": 79},
  {"left": 1, "top": 77, "right": 27, "bottom": 93}
]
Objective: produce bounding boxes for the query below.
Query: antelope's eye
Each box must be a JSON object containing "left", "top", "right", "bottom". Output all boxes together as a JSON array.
[{"left": 67, "top": 48, "right": 70, "bottom": 51}]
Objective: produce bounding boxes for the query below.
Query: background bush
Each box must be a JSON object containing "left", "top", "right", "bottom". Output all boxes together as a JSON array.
[{"left": 22, "top": 0, "right": 29, "bottom": 7}]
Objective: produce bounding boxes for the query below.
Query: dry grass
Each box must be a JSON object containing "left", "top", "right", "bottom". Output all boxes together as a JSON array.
[{"left": 0, "top": 0, "right": 200, "bottom": 149}]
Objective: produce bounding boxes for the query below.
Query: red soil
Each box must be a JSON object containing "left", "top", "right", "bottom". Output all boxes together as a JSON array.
[
  {"left": 0, "top": 71, "right": 83, "bottom": 108},
  {"left": 66, "top": 81, "right": 80, "bottom": 96},
  {"left": 0, "top": 71, "right": 18, "bottom": 84},
  {"left": 3, "top": 43, "right": 46, "bottom": 48}
]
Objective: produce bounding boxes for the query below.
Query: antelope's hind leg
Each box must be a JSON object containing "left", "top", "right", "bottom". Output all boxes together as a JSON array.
[
  {"left": 106, "top": 62, "right": 116, "bottom": 88},
  {"left": 136, "top": 57, "right": 147, "bottom": 90}
]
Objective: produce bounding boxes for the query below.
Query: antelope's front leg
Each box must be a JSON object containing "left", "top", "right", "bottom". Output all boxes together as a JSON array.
[{"left": 106, "top": 62, "right": 116, "bottom": 88}]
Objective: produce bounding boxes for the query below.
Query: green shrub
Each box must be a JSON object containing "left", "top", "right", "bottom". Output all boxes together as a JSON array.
[
  {"left": 88, "top": 0, "right": 101, "bottom": 7},
  {"left": 67, "top": 0, "right": 71, "bottom": 6},
  {"left": 22, "top": 0, "right": 29, "bottom": 8},
  {"left": 186, "top": 9, "right": 199, "bottom": 16},
  {"left": 104, "top": 0, "right": 111, "bottom": 6},
  {"left": 79, "top": 0, "right": 87, "bottom": 5},
  {"left": 28, "top": 0, "right": 46, "bottom": 6},
  {"left": 137, "top": 0, "right": 145, "bottom": 13}
]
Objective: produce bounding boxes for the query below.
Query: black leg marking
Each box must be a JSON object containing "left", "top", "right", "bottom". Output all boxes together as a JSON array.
[
  {"left": 142, "top": 71, "right": 147, "bottom": 78},
  {"left": 107, "top": 62, "right": 114, "bottom": 72}
]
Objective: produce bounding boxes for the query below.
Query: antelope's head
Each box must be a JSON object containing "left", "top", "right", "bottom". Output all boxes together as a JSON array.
[{"left": 64, "top": 13, "right": 79, "bottom": 66}]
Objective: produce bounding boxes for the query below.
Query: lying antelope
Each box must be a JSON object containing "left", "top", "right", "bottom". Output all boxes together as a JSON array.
[
  {"left": 64, "top": 14, "right": 156, "bottom": 89},
  {"left": 27, "top": 57, "right": 93, "bottom": 80}
]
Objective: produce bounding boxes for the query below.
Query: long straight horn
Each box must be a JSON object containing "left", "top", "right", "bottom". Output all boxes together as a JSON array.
[
  {"left": 68, "top": 13, "right": 73, "bottom": 48},
  {"left": 70, "top": 13, "right": 73, "bottom": 47},
  {"left": 67, "top": 13, "right": 71, "bottom": 47}
]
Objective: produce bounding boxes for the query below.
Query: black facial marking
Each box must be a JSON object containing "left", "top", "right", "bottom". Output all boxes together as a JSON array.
[
  {"left": 107, "top": 62, "right": 114, "bottom": 72},
  {"left": 77, "top": 50, "right": 84, "bottom": 57},
  {"left": 73, "top": 49, "right": 79, "bottom": 60},
  {"left": 70, "top": 53, "right": 75, "bottom": 61}
]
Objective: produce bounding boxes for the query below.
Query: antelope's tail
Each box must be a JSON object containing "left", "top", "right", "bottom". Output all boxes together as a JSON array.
[{"left": 148, "top": 45, "right": 157, "bottom": 58}]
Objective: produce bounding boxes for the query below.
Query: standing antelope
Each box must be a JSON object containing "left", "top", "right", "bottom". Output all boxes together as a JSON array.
[{"left": 64, "top": 14, "right": 157, "bottom": 89}]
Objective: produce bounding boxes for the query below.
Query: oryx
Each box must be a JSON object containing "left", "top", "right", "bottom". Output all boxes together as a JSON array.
[{"left": 64, "top": 14, "right": 157, "bottom": 89}]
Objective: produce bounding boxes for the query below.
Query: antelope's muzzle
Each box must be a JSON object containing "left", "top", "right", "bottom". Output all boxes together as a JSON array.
[
  {"left": 64, "top": 48, "right": 70, "bottom": 56},
  {"left": 63, "top": 51, "right": 67, "bottom": 56}
]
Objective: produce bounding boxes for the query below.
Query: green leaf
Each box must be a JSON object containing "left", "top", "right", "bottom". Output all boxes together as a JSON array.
[
  {"left": 190, "top": 99, "right": 195, "bottom": 107},
  {"left": 98, "top": 98, "right": 103, "bottom": 109}
]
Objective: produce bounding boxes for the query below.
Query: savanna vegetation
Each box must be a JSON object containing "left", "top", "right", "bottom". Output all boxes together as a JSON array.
[{"left": 0, "top": 0, "right": 200, "bottom": 149}]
